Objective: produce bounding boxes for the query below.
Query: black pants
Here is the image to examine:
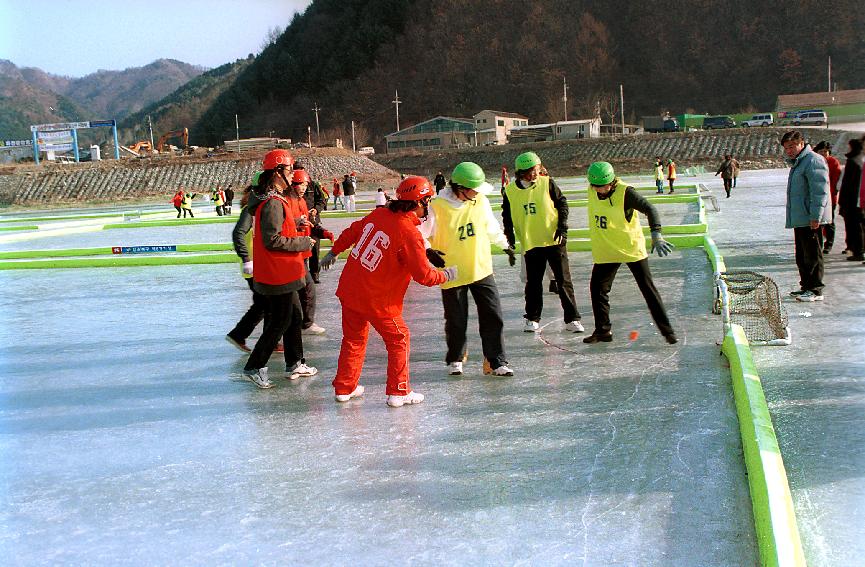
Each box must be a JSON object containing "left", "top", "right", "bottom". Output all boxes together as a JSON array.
[
  {"left": 823, "top": 203, "right": 836, "bottom": 251},
  {"left": 793, "top": 226, "right": 824, "bottom": 293},
  {"left": 842, "top": 208, "right": 865, "bottom": 256},
  {"left": 308, "top": 238, "right": 321, "bottom": 281},
  {"left": 215, "top": 206, "right": 224, "bottom": 216},
  {"left": 722, "top": 178, "right": 732, "bottom": 197},
  {"left": 668, "top": 179, "right": 675, "bottom": 193},
  {"left": 228, "top": 278, "right": 265, "bottom": 342},
  {"left": 298, "top": 261, "right": 316, "bottom": 328},
  {"left": 523, "top": 244, "right": 580, "bottom": 323},
  {"left": 589, "top": 258, "right": 674, "bottom": 337},
  {"left": 441, "top": 274, "right": 507, "bottom": 368},
  {"left": 174, "top": 205, "right": 182, "bottom": 217},
  {"left": 244, "top": 291, "right": 303, "bottom": 371},
  {"left": 182, "top": 208, "right": 194, "bottom": 218}
]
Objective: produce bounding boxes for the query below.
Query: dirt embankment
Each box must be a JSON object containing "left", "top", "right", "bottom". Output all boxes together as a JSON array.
[
  {"left": 372, "top": 128, "right": 856, "bottom": 179},
  {"left": 0, "top": 148, "right": 400, "bottom": 208}
]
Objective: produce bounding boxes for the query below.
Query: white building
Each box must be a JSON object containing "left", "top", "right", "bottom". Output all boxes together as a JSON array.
[{"left": 507, "top": 118, "right": 601, "bottom": 143}]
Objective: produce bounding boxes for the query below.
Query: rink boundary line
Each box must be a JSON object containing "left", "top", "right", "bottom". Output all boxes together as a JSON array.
[{"left": 706, "top": 235, "right": 806, "bottom": 567}]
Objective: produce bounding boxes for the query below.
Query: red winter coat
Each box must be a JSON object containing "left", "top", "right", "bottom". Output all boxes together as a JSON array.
[
  {"left": 824, "top": 154, "right": 841, "bottom": 205},
  {"left": 332, "top": 207, "right": 445, "bottom": 317}
]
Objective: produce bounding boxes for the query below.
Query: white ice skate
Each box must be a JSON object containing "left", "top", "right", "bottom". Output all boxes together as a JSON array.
[
  {"left": 564, "top": 320, "right": 585, "bottom": 333},
  {"left": 524, "top": 320, "right": 540, "bottom": 332},
  {"left": 492, "top": 365, "right": 514, "bottom": 376},
  {"left": 448, "top": 361, "right": 463, "bottom": 375},
  {"left": 243, "top": 368, "right": 274, "bottom": 389},
  {"left": 335, "top": 385, "right": 364, "bottom": 402},
  {"left": 287, "top": 362, "right": 318, "bottom": 380},
  {"left": 386, "top": 391, "right": 424, "bottom": 407}
]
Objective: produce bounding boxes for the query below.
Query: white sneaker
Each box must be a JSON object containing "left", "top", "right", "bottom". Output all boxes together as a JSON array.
[
  {"left": 564, "top": 320, "right": 585, "bottom": 333},
  {"left": 302, "top": 323, "right": 326, "bottom": 335},
  {"left": 795, "top": 291, "right": 824, "bottom": 302},
  {"left": 492, "top": 365, "right": 514, "bottom": 376},
  {"left": 524, "top": 319, "right": 540, "bottom": 332},
  {"left": 243, "top": 368, "right": 274, "bottom": 389},
  {"left": 287, "top": 361, "right": 318, "bottom": 380},
  {"left": 335, "top": 384, "right": 364, "bottom": 402},
  {"left": 448, "top": 361, "right": 463, "bottom": 375},
  {"left": 386, "top": 391, "right": 425, "bottom": 407}
]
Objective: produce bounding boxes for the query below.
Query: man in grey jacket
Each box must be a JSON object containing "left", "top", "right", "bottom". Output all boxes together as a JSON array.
[{"left": 781, "top": 131, "right": 831, "bottom": 302}]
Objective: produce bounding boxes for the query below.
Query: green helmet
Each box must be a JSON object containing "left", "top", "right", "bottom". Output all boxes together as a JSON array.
[
  {"left": 514, "top": 151, "right": 541, "bottom": 171},
  {"left": 251, "top": 170, "right": 263, "bottom": 186},
  {"left": 587, "top": 161, "right": 616, "bottom": 186},
  {"left": 451, "top": 162, "right": 486, "bottom": 189}
]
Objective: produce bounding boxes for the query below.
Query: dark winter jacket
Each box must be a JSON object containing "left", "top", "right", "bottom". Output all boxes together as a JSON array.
[{"left": 838, "top": 152, "right": 863, "bottom": 214}]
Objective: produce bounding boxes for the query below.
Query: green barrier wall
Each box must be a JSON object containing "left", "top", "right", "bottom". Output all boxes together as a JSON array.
[
  {"left": 0, "top": 253, "right": 238, "bottom": 270},
  {"left": 0, "top": 225, "right": 38, "bottom": 231},
  {"left": 721, "top": 325, "right": 806, "bottom": 567}
]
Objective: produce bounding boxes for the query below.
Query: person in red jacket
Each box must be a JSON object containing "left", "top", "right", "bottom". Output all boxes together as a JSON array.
[
  {"left": 241, "top": 149, "right": 317, "bottom": 389},
  {"left": 814, "top": 141, "right": 842, "bottom": 253},
  {"left": 320, "top": 176, "right": 457, "bottom": 407},
  {"left": 170, "top": 188, "right": 184, "bottom": 217}
]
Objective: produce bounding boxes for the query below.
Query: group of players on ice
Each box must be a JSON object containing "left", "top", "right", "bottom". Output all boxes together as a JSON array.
[{"left": 230, "top": 148, "right": 677, "bottom": 407}]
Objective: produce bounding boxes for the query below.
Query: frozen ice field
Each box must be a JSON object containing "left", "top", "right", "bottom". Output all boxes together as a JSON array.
[{"left": 0, "top": 170, "right": 861, "bottom": 566}]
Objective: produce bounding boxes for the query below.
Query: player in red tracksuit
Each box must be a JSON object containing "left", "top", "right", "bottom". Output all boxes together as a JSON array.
[{"left": 320, "top": 176, "right": 457, "bottom": 407}]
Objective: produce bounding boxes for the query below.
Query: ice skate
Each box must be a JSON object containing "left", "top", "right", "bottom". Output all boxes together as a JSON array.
[
  {"left": 386, "top": 391, "right": 424, "bottom": 407},
  {"left": 287, "top": 361, "right": 318, "bottom": 380},
  {"left": 335, "top": 385, "right": 364, "bottom": 402}
]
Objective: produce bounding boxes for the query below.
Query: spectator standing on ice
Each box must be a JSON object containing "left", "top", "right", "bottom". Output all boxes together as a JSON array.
[
  {"left": 375, "top": 187, "right": 388, "bottom": 207},
  {"left": 666, "top": 158, "right": 677, "bottom": 194},
  {"left": 293, "top": 162, "right": 328, "bottom": 285},
  {"left": 320, "top": 175, "right": 456, "bottom": 407},
  {"left": 781, "top": 131, "right": 831, "bottom": 302},
  {"left": 715, "top": 154, "right": 735, "bottom": 198},
  {"left": 224, "top": 184, "right": 235, "bottom": 215},
  {"left": 171, "top": 188, "right": 184, "bottom": 217},
  {"left": 501, "top": 151, "right": 584, "bottom": 333},
  {"left": 653, "top": 157, "right": 664, "bottom": 194},
  {"left": 582, "top": 162, "right": 677, "bottom": 344},
  {"left": 813, "top": 141, "right": 842, "bottom": 254},
  {"left": 240, "top": 149, "right": 318, "bottom": 389},
  {"left": 419, "top": 162, "right": 516, "bottom": 377},
  {"left": 342, "top": 174, "right": 356, "bottom": 212},
  {"left": 433, "top": 171, "right": 447, "bottom": 194},
  {"left": 332, "top": 177, "right": 344, "bottom": 209},
  {"left": 501, "top": 165, "right": 509, "bottom": 192},
  {"left": 838, "top": 137, "right": 864, "bottom": 260}
]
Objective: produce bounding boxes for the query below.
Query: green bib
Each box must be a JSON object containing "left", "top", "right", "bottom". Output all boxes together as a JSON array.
[
  {"left": 587, "top": 181, "right": 647, "bottom": 263},
  {"left": 504, "top": 176, "right": 558, "bottom": 252},
  {"left": 429, "top": 195, "right": 493, "bottom": 289}
]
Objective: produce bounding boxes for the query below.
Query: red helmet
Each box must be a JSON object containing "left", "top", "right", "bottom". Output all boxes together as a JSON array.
[
  {"left": 262, "top": 149, "right": 294, "bottom": 170},
  {"left": 291, "top": 169, "right": 311, "bottom": 184},
  {"left": 396, "top": 175, "right": 433, "bottom": 201}
]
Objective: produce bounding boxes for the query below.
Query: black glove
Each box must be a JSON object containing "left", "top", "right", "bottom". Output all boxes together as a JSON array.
[
  {"left": 426, "top": 248, "right": 446, "bottom": 268},
  {"left": 553, "top": 227, "right": 568, "bottom": 245},
  {"left": 503, "top": 247, "right": 516, "bottom": 267}
]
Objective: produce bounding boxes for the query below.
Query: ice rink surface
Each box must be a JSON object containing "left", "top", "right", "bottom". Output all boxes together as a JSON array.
[{"left": 0, "top": 169, "right": 861, "bottom": 565}]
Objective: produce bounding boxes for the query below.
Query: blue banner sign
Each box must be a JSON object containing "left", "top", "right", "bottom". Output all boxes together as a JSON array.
[
  {"left": 112, "top": 245, "right": 177, "bottom": 254},
  {"left": 90, "top": 120, "right": 116, "bottom": 128}
]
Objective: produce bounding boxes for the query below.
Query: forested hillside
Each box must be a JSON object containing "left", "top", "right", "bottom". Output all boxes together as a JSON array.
[
  {"left": 0, "top": 59, "right": 204, "bottom": 139},
  {"left": 118, "top": 58, "right": 254, "bottom": 145},
  {"left": 193, "top": 0, "right": 865, "bottom": 148}
]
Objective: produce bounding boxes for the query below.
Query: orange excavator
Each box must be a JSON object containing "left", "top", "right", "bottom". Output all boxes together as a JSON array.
[
  {"left": 122, "top": 140, "right": 154, "bottom": 156},
  {"left": 156, "top": 128, "right": 189, "bottom": 152}
]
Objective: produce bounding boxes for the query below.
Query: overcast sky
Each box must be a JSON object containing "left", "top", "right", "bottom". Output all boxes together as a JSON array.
[{"left": 0, "top": 0, "right": 313, "bottom": 77}]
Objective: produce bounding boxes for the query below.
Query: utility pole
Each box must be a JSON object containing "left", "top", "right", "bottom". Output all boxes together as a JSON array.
[
  {"left": 619, "top": 84, "right": 625, "bottom": 134},
  {"left": 307, "top": 126, "right": 312, "bottom": 147},
  {"left": 562, "top": 76, "right": 568, "bottom": 121},
  {"left": 828, "top": 55, "right": 832, "bottom": 92},
  {"left": 235, "top": 114, "right": 240, "bottom": 152},
  {"left": 351, "top": 120, "right": 356, "bottom": 151},
  {"left": 392, "top": 89, "right": 402, "bottom": 132},
  {"left": 312, "top": 102, "right": 321, "bottom": 144},
  {"left": 146, "top": 115, "right": 154, "bottom": 148}
]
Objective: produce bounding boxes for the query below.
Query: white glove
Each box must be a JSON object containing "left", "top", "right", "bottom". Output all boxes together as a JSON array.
[
  {"left": 242, "top": 261, "right": 253, "bottom": 275},
  {"left": 320, "top": 251, "right": 337, "bottom": 270},
  {"left": 442, "top": 266, "right": 458, "bottom": 282}
]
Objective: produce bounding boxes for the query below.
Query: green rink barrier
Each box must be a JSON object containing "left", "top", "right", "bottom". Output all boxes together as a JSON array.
[
  {"left": 0, "top": 210, "right": 167, "bottom": 223},
  {"left": 721, "top": 325, "right": 805, "bottom": 567},
  {"left": 703, "top": 236, "right": 727, "bottom": 274},
  {"left": 0, "top": 243, "right": 234, "bottom": 260},
  {"left": 102, "top": 217, "right": 238, "bottom": 229},
  {"left": 0, "top": 225, "right": 38, "bottom": 231},
  {"left": 0, "top": 253, "right": 239, "bottom": 270}
]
